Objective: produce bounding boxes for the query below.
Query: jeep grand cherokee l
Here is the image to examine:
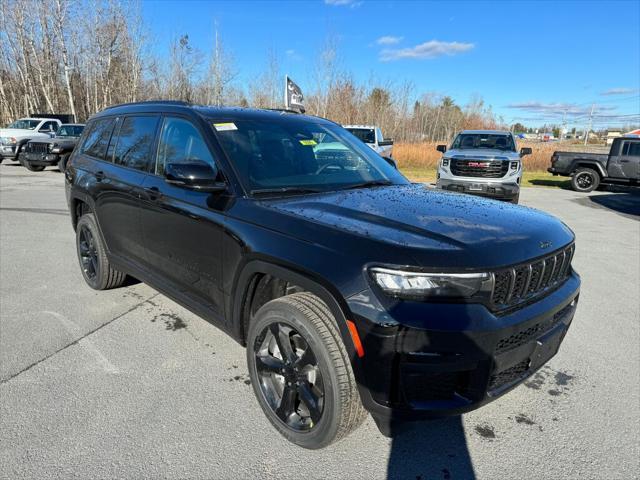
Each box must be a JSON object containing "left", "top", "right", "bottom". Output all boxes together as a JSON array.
[{"left": 65, "top": 101, "right": 580, "bottom": 449}]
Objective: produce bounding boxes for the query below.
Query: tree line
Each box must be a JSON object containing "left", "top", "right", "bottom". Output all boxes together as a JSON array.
[{"left": 0, "top": 0, "right": 502, "bottom": 142}]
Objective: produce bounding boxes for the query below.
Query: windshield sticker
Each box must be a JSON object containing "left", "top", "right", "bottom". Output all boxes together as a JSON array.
[
  {"left": 213, "top": 122, "right": 238, "bottom": 131},
  {"left": 299, "top": 139, "right": 317, "bottom": 146}
]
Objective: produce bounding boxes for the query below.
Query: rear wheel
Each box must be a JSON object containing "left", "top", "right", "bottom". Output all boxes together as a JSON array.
[
  {"left": 75, "top": 213, "right": 126, "bottom": 290},
  {"left": 571, "top": 167, "right": 600, "bottom": 192},
  {"left": 247, "top": 292, "right": 366, "bottom": 449}
]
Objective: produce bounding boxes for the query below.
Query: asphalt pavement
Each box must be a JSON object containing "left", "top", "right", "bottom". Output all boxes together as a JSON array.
[{"left": 1, "top": 162, "right": 639, "bottom": 479}]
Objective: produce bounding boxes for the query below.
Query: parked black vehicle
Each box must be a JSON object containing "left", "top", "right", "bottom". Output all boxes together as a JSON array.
[
  {"left": 548, "top": 137, "right": 640, "bottom": 192},
  {"left": 65, "top": 101, "right": 580, "bottom": 449},
  {"left": 20, "top": 124, "right": 85, "bottom": 172}
]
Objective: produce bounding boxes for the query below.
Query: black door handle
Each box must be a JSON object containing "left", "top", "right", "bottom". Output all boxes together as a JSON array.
[
  {"left": 619, "top": 159, "right": 630, "bottom": 163},
  {"left": 95, "top": 171, "right": 105, "bottom": 182},
  {"left": 144, "top": 186, "right": 161, "bottom": 201}
]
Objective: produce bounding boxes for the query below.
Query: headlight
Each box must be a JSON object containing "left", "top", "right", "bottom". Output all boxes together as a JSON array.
[
  {"left": 21, "top": 144, "right": 27, "bottom": 151},
  {"left": 1, "top": 137, "right": 17, "bottom": 146},
  {"left": 441, "top": 158, "right": 450, "bottom": 168},
  {"left": 51, "top": 146, "right": 62, "bottom": 153},
  {"left": 370, "top": 267, "right": 492, "bottom": 300},
  {"left": 510, "top": 161, "right": 519, "bottom": 169}
]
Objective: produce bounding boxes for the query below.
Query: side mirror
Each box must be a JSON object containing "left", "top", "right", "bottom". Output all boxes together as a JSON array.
[
  {"left": 382, "top": 156, "right": 397, "bottom": 169},
  {"left": 520, "top": 147, "right": 532, "bottom": 156},
  {"left": 379, "top": 139, "right": 394, "bottom": 147},
  {"left": 165, "top": 162, "right": 226, "bottom": 192},
  {"left": 436, "top": 144, "right": 447, "bottom": 153}
]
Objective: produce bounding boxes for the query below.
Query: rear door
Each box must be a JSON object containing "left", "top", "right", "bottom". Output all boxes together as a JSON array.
[
  {"left": 616, "top": 140, "right": 640, "bottom": 179},
  {"left": 138, "top": 115, "right": 226, "bottom": 316},
  {"left": 85, "top": 114, "right": 160, "bottom": 267}
]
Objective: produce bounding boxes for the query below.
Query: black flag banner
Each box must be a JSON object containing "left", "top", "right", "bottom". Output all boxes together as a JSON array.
[{"left": 285, "top": 75, "right": 305, "bottom": 113}]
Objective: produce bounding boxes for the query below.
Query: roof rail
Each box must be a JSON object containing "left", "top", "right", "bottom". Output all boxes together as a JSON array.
[
  {"left": 264, "top": 108, "right": 301, "bottom": 115},
  {"left": 103, "top": 100, "right": 191, "bottom": 110}
]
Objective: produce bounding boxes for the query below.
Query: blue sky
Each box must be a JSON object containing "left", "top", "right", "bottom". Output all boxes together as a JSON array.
[{"left": 143, "top": 0, "right": 640, "bottom": 128}]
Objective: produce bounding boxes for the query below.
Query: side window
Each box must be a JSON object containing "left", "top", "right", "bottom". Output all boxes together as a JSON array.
[
  {"left": 155, "top": 117, "right": 215, "bottom": 176},
  {"left": 112, "top": 116, "right": 159, "bottom": 171},
  {"left": 622, "top": 141, "right": 640, "bottom": 157},
  {"left": 81, "top": 118, "right": 116, "bottom": 160},
  {"left": 40, "top": 121, "right": 57, "bottom": 132}
]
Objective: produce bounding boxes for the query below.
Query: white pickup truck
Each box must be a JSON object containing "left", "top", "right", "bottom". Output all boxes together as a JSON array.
[
  {"left": 0, "top": 118, "right": 62, "bottom": 163},
  {"left": 343, "top": 125, "right": 394, "bottom": 159}
]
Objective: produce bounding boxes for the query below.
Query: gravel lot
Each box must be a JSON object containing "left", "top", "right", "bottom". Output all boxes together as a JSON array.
[{"left": 1, "top": 163, "right": 639, "bottom": 480}]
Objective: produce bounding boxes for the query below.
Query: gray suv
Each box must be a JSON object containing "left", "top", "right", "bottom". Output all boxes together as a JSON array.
[{"left": 436, "top": 130, "right": 531, "bottom": 204}]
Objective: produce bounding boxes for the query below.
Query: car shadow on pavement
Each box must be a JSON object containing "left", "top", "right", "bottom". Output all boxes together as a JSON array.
[
  {"left": 585, "top": 192, "right": 640, "bottom": 219},
  {"left": 387, "top": 416, "right": 475, "bottom": 479},
  {"left": 528, "top": 178, "right": 572, "bottom": 190}
]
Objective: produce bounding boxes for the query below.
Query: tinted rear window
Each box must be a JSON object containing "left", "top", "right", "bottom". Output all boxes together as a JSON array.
[
  {"left": 113, "top": 116, "right": 159, "bottom": 171},
  {"left": 81, "top": 118, "right": 116, "bottom": 160}
]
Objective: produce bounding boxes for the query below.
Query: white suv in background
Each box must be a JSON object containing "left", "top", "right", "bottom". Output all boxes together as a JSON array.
[
  {"left": 0, "top": 118, "right": 62, "bottom": 163},
  {"left": 436, "top": 130, "right": 531, "bottom": 204},
  {"left": 343, "top": 125, "right": 394, "bottom": 159}
]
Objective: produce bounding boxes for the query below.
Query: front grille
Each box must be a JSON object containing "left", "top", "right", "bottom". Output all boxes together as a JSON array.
[
  {"left": 26, "top": 143, "right": 48, "bottom": 154},
  {"left": 489, "top": 359, "right": 530, "bottom": 390},
  {"left": 494, "top": 301, "right": 574, "bottom": 355},
  {"left": 450, "top": 158, "right": 508, "bottom": 178},
  {"left": 402, "top": 371, "right": 463, "bottom": 402},
  {"left": 491, "top": 244, "right": 575, "bottom": 308}
]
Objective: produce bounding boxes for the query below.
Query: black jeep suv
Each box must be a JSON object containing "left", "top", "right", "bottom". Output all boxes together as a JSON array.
[
  {"left": 65, "top": 101, "right": 580, "bottom": 449},
  {"left": 20, "top": 124, "right": 85, "bottom": 172}
]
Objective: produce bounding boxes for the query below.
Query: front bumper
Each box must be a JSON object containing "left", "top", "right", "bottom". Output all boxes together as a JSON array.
[
  {"left": 20, "top": 152, "right": 61, "bottom": 166},
  {"left": 346, "top": 271, "right": 580, "bottom": 431},
  {"left": 437, "top": 177, "right": 519, "bottom": 200},
  {"left": 1, "top": 145, "right": 17, "bottom": 159}
]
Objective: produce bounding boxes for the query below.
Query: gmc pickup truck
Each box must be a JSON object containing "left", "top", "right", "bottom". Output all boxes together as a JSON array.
[
  {"left": 548, "top": 137, "right": 640, "bottom": 192},
  {"left": 0, "top": 118, "right": 62, "bottom": 163}
]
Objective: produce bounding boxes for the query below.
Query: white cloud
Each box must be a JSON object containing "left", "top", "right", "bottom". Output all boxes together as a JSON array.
[
  {"left": 600, "top": 87, "right": 637, "bottom": 96},
  {"left": 379, "top": 40, "right": 474, "bottom": 61},
  {"left": 285, "top": 49, "right": 302, "bottom": 61},
  {"left": 324, "top": 0, "right": 362, "bottom": 7},
  {"left": 506, "top": 101, "right": 617, "bottom": 116},
  {"left": 376, "top": 35, "right": 403, "bottom": 46}
]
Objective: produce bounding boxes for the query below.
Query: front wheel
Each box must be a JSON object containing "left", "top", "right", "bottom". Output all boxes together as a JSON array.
[
  {"left": 22, "top": 160, "right": 45, "bottom": 172},
  {"left": 75, "top": 213, "right": 127, "bottom": 290},
  {"left": 571, "top": 167, "right": 600, "bottom": 192},
  {"left": 246, "top": 292, "right": 366, "bottom": 449}
]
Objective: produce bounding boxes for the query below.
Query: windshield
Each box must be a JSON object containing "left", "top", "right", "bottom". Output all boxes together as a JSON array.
[
  {"left": 212, "top": 117, "right": 407, "bottom": 195},
  {"left": 56, "top": 125, "right": 84, "bottom": 137},
  {"left": 7, "top": 119, "right": 40, "bottom": 130},
  {"left": 345, "top": 128, "right": 375, "bottom": 144},
  {"left": 452, "top": 133, "right": 516, "bottom": 151}
]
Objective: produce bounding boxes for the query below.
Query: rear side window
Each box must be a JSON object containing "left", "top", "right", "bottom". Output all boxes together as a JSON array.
[
  {"left": 112, "top": 116, "right": 159, "bottom": 171},
  {"left": 622, "top": 141, "right": 640, "bottom": 156},
  {"left": 81, "top": 118, "right": 116, "bottom": 160},
  {"left": 155, "top": 117, "right": 215, "bottom": 175}
]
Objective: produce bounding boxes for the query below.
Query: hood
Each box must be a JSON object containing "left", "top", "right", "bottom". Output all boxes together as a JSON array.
[
  {"left": 0, "top": 128, "right": 48, "bottom": 138},
  {"left": 446, "top": 148, "right": 520, "bottom": 160},
  {"left": 259, "top": 184, "right": 574, "bottom": 269},
  {"left": 29, "top": 137, "right": 77, "bottom": 147}
]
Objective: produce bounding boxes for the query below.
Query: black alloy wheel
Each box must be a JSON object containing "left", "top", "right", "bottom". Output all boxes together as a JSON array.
[
  {"left": 78, "top": 224, "right": 99, "bottom": 280},
  {"left": 571, "top": 167, "right": 600, "bottom": 192},
  {"left": 247, "top": 292, "right": 367, "bottom": 449},
  {"left": 254, "top": 321, "right": 325, "bottom": 431}
]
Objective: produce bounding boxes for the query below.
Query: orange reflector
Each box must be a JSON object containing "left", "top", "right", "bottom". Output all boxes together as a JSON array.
[{"left": 346, "top": 320, "right": 365, "bottom": 358}]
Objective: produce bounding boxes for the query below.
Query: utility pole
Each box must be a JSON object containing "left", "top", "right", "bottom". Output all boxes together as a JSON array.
[{"left": 584, "top": 103, "right": 595, "bottom": 145}]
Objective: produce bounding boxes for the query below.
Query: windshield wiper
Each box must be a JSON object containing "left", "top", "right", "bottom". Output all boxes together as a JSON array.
[
  {"left": 339, "top": 180, "right": 393, "bottom": 191},
  {"left": 250, "top": 187, "right": 322, "bottom": 196}
]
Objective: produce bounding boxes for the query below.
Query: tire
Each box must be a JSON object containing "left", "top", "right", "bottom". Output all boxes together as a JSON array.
[
  {"left": 510, "top": 192, "right": 520, "bottom": 204},
  {"left": 75, "top": 213, "right": 126, "bottom": 290},
  {"left": 246, "top": 292, "right": 366, "bottom": 449},
  {"left": 57, "top": 154, "right": 69, "bottom": 172},
  {"left": 571, "top": 167, "right": 600, "bottom": 192},
  {"left": 22, "top": 160, "right": 45, "bottom": 172}
]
